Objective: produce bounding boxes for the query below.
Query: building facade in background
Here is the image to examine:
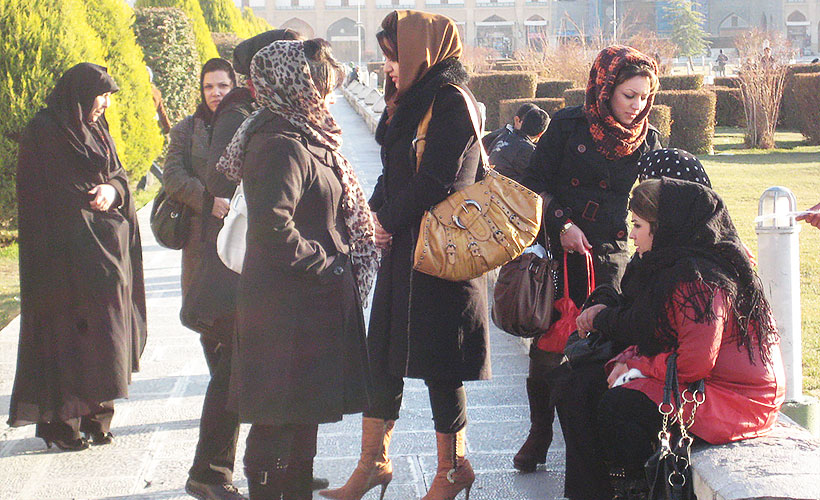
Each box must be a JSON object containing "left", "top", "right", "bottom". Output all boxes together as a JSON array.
[{"left": 249, "top": 0, "right": 818, "bottom": 63}]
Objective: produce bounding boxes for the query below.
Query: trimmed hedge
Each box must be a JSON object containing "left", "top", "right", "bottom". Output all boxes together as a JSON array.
[
  {"left": 536, "top": 80, "right": 574, "bottom": 98},
  {"left": 659, "top": 74, "right": 704, "bottom": 91},
  {"left": 242, "top": 7, "right": 272, "bottom": 35},
  {"left": 562, "top": 88, "right": 586, "bottom": 108},
  {"left": 134, "top": 8, "right": 200, "bottom": 126},
  {"left": 781, "top": 63, "right": 820, "bottom": 129},
  {"left": 85, "top": 0, "right": 164, "bottom": 182},
  {"left": 498, "top": 98, "right": 564, "bottom": 128},
  {"left": 200, "top": 0, "right": 251, "bottom": 39},
  {"left": 654, "top": 90, "right": 716, "bottom": 154},
  {"left": 713, "top": 76, "right": 740, "bottom": 88},
  {"left": 135, "top": 0, "right": 219, "bottom": 64},
  {"left": 0, "top": 0, "right": 111, "bottom": 228},
  {"left": 467, "top": 72, "right": 537, "bottom": 130},
  {"left": 212, "top": 32, "right": 243, "bottom": 61},
  {"left": 709, "top": 86, "right": 744, "bottom": 127},
  {"left": 792, "top": 73, "right": 820, "bottom": 144},
  {"left": 648, "top": 105, "right": 672, "bottom": 146}
]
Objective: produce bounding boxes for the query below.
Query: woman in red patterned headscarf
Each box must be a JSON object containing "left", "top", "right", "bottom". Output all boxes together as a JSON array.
[{"left": 516, "top": 46, "right": 662, "bottom": 489}]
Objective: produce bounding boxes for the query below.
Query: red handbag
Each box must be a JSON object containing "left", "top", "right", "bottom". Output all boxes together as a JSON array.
[{"left": 536, "top": 251, "right": 595, "bottom": 353}]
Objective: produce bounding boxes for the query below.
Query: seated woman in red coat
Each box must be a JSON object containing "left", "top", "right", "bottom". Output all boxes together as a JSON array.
[{"left": 566, "top": 177, "right": 785, "bottom": 499}]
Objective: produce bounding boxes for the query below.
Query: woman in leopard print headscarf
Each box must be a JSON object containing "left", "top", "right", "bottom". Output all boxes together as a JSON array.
[{"left": 217, "top": 39, "right": 377, "bottom": 499}]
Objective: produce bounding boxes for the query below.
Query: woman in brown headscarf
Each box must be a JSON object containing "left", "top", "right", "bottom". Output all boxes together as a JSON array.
[
  {"left": 320, "top": 10, "right": 489, "bottom": 500},
  {"left": 8, "top": 63, "right": 146, "bottom": 451}
]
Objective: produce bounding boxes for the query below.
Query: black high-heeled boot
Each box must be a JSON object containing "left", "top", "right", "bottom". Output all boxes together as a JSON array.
[
  {"left": 245, "top": 464, "right": 287, "bottom": 500},
  {"left": 283, "top": 460, "right": 313, "bottom": 500},
  {"left": 513, "top": 377, "right": 553, "bottom": 472},
  {"left": 43, "top": 437, "right": 89, "bottom": 452}
]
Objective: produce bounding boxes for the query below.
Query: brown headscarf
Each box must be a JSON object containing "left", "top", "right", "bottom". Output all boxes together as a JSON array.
[
  {"left": 381, "top": 10, "right": 462, "bottom": 117},
  {"left": 584, "top": 45, "right": 657, "bottom": 161}
]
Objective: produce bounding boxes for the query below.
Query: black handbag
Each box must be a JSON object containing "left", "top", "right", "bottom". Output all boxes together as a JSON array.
[
  {"left": 645, "top": 352, "right": 705, "bottom": 500},
  {"left": 562, "top": 330, "right": 619, "bottom": 369},
  {"left": 150, "top": 187, "right": 191, "bottom": 250}
]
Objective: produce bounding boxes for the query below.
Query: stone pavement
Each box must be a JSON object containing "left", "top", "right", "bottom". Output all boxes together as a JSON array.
[{"left": 0, "top": 96, "right": 565, "bottom": 499}]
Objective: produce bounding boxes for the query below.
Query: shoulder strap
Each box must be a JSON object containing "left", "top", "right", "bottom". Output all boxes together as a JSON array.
[{"left": 414, "top": 84, "right": 489, "bottom": 173}]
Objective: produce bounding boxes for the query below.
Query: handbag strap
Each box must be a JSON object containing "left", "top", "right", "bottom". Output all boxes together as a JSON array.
[
  {"left": 560, "top": 251, "right": 596, "bottom": 300},
  {"left": 415, "top": 84, "right": 488, "bottom": 174}
]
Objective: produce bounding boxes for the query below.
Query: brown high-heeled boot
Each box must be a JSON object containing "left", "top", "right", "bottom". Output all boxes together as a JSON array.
[
  {"left": 319, "top": 417, "right": 394, "bottom": 500},
  {"left": 421, "top": 427, "right": 474, "bottom": 500}
]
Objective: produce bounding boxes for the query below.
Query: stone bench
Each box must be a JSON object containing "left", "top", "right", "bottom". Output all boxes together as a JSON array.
[{"left": 691, "top": 414, "right": 820, "bottom": 499}]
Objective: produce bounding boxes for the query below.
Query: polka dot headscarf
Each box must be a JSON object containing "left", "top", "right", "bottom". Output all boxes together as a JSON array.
[{"left": 637, "top": 148, "right": 711, "bottom": 188}]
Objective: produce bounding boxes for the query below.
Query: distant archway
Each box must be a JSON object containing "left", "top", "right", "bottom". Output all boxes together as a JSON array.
[
  {"left": 281, "top": 17, "right": 314, "bottom": 39},
  {"left": 326, "top": 17, "right": 365, "bottom": 63}
]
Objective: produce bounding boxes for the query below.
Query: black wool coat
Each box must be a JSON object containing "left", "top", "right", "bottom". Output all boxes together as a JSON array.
[
  {"left": 163, "top": 112, "right": 238, "bottom": 342},
  {"left": 368, "top": 59, "right": 491, "bottom": 382},
  {"left": 9, "top": 110, "right": 146, "bottom": 426},
  {"left": 521, "top": 105, "right": 662, "bottom": 306},
  {"left": 230, "top": 112, "right": 371, "bottom": 425}
]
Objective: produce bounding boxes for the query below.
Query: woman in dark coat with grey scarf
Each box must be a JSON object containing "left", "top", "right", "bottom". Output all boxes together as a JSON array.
[
  {"left": 9, "top": 63, "right": 146, "bottom": 451},
  {"left": 216, "top": 39, "right": 378, "bottom": 500},
  {"left": 321, "top": 10, "right": 489, "bottom": 500}
]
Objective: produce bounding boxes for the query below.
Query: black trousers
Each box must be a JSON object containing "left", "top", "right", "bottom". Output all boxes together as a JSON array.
[
  {"left": 189, "top": 330, "right": 240, "bottom": 484},
  {"left": 524, "top": 346, "right": 565, "bottom": 447},
  {"left": 556, "top": 362, "right": 662, "bottom": 500},
  {"left": 364, "top": 373, "right": 467, "bottom": 434},
  {"left": 35, "top": 400, "right": 114, "bottom": 441}
]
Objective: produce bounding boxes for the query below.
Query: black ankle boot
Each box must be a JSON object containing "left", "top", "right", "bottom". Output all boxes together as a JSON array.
[
  {"left": 245, "top": 465, "right": 286, "bottom": 500},
  {"left": 282, "top": 460, "right": 312, "bottom": 500},
  {"left": 609, "top": 466, "right": 650, "bottom": 500},
  {"left": 513, "top": 377, "right": 553, "bottom": 472}
]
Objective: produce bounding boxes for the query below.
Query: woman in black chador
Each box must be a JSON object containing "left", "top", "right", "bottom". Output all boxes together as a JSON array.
[{"left": 8, "top": 63, "right": 147, "bottom": 451}]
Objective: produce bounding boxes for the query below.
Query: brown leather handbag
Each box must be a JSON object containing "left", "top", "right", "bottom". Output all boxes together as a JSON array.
[{"left": 412, "top": 85, "right": 543, "bottom": 282}]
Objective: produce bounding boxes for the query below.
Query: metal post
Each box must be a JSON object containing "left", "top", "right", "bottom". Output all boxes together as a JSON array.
[
  {"left": 356, "top": 0, "right": 362, "bottom": 68},
  {"left": 612, "top": 0, "right": 617, "bottom": 43},
  {"left": 756, "top": 187, "right": 802, "bottom": 400}
]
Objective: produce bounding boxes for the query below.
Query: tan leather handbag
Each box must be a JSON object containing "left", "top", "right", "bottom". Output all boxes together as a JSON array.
[{"left": 412, "top": 85, "right": 543, "bottom": 281}]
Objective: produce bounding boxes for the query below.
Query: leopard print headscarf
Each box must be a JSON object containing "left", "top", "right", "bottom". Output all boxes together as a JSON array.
[
  {"left": 217, "top": 40, "right": 379, "bottom": 306},
  {"left": 584, "top": 45, "right": 657, "bottom": 161}
]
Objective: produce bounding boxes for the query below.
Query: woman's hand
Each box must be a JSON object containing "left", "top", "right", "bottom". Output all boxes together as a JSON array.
[
  {"left": 212, "top": 197, "right": 230, "bottom": 219},
  {"left": 577, "top": 304, "right": 606, "bottom": 335},
  {"left": 88, "top": 184, "right": 118, "bottom": 211},
  {"left": 373, "top": 212, "right": 392, "bottom": 249},
  {"left": 607, "top": 362, "right": 629, "bottom": 388},
  {"left": 797, "top": 201, "right": 820, "bottom": 229},
  {"left": 560, "top": 223, "right": 592, "bottom": 255}
]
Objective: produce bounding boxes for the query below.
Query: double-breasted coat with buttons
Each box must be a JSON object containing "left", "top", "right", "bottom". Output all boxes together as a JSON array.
[
  {"left": 368, "top": 60, "right": 490, "bottom": 382},
  {"left": 522, "top": 105, "right": 662, "bottom": 307},
  {"left": 229, "top": 111, "right": 371, "bottom": 425}
]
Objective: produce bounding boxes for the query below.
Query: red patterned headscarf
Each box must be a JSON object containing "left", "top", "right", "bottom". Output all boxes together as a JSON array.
[{"left": 584, "top": 45, "right": 658, "bottom": 161}]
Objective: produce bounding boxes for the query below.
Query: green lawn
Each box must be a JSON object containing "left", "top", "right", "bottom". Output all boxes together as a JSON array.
[{"left": 704, "top": 127, "right": 820, "bottom": 398}]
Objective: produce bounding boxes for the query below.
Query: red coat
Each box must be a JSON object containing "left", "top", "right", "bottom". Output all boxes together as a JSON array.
[{"left": 607, "top": 284, "right": 786, "bottom": 444}]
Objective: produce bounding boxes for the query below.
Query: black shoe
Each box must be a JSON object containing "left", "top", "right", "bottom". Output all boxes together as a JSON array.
[
  {"left": 43, "top": 437, "right": 89, "bottom": 452},
  {"left": 185, "top": 478, "right": 247, "bottom": 500},
  {"left": 86, "top": 431, "right": 114, "bottom": 445},
  {"left": 311, "top": 476, "right": 329, "bottom": 490}
]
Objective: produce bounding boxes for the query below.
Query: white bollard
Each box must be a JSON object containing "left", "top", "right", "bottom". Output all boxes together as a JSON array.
[{"left": 756, "top": 186, "right": 802, "bottom": 401}]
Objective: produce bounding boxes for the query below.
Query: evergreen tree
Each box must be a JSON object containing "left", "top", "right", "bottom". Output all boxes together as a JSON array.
[
  {"left": 84, "top": 0, "right": 164, "bottom": 181},
  {"left": 242, "top": 6, "right": 273, "bottom": 36},
  {"left": 135, "top": 0, "right": 219, "bottom": 64},
  {"left": 0, "top": 0, "right": 116, "bottom": 227},
  {"left": 665, "top": 0, "right": 711, "bottom": 71},
  {"left": 200, "top": 0, "right": 251, "bottom": 39}
]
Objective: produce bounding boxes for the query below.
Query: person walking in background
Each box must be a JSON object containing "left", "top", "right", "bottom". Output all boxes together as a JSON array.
[
  {"left": 216, "top": 39, "right": 377, "bottom": 500},
  {"left": 8, "top": 63, "right": 147, "bottom": 451},
  {"left": 320, "top": 10, "right": 489, "bottom": 500},
  {"left": 161, "top": 58, "right": 246, "bottom": 500},
  {"left": 488, "top": 107, "right": 549, "bottom": 182},
  {"left": 482, "top": 102, "right": 538, "bottom": 151},
  {"left": 517, "top": 45, "right": 661, "bottom": 477},
  {"left": 715, "top": 49, "right": 729, "bottom": 77},
  {"left": 567, "top": 178, "right": 785, "bottom": 499}
]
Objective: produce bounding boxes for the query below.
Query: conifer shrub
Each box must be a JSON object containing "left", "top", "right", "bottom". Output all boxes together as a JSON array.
[
  {"left": 562, "top": 88, "right": 586, "bottom": 108},
  {"left": 135, "top": 0, "right": 219, "bottom": 64},
  {"left": 658, "top": 74, "right": 704, "bottom": 91},
  {"left": 200, "top": 0, "right": 251, "bottom": 39},
  {"left": 85, "top": 0, "right": 164, "bottom": 182},
  {"left": 713, "top": 76, "right": 740, "bottom": 88},
  {"left": 0, "top": 0, "right": 112, "bottom": 228},
  {"left": 781, "top": 63, "right": 820, "bottom": 129},
  {"left": 655, "top": 90, "right": 716, "bottom": 154},
  {"left": 536, "top": 80, "right": 574, "bottom": 98},
  {"left": 792, "top": 73, "right": 820, "bottom": 145},
  {"left": 709, "top": 86, "right": 744, "bottom": 127},
  {"left": 498, "top": 98, "right": 564, "bottom": 128},
  {"left": 648, "top": 104, "right": 671, "bottom": 146},
  {"left": 134, "top": 7, "right": 200, "bottom": 126},
  {"left": 467, "top": 72, "right": 537, "bottom": 130}
]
